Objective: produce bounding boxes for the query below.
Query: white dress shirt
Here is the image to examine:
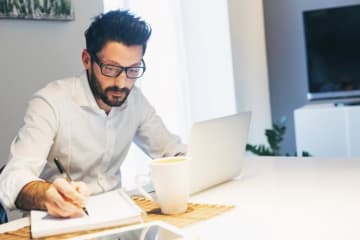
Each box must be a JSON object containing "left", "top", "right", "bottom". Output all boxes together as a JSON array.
[{"left": 0, "top": 71, "right": 186, "bottom": 209}]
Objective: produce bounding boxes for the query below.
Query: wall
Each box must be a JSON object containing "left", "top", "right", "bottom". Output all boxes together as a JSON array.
[
  {"left": 263, "top": 0, "right": 360, "bottom": 154},
  {"left": 180, "top": 0, "right": 237, "bottom": 124},
  {"left": 0, "top": 1, "right": 103, "bottom": 167},
  {"left": 228, "top": 0, "right": 272, "bottom": 146}
]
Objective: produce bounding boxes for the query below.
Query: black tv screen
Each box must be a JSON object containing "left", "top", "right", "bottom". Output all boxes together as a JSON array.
[{"left": 303, "top": 4, "right": 360, "bottom": 101}]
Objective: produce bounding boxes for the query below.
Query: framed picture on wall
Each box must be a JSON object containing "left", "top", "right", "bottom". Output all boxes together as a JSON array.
[{"left": 0, "top": 0, "right": 74, "bottom": 21}]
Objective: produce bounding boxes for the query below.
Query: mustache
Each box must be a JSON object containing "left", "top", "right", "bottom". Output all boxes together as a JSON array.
[{"left": 105, "top": 86, "right": 130, "bottom": 94}]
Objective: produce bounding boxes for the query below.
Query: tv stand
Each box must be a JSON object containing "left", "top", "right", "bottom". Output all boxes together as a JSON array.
[
  {"left": 294, "top": 103, "right": 360, "bottom": 157},
  {"left": 334, "top": 101, "right": 360, "bottom": 107}
]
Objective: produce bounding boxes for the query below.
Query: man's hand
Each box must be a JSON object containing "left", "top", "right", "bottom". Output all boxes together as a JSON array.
[
  {"left": 15, "top": 179, "right": 90, "bottom": 218},
  {"left": 45, "top": 178, "right": 90, "bottom": 218}
]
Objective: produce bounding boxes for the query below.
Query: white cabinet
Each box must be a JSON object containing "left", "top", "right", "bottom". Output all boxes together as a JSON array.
[{"left": 294, "top": 104, "right": 360, "bottom": 157}]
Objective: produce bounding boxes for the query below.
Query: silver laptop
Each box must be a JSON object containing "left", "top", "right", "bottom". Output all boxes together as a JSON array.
[{"left": 188, "top": 112, "right": 251, "bottom": 195}]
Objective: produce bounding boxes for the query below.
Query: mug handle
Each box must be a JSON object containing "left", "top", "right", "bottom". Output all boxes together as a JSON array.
[{"left": 135, "top": 174, "right": 154, "bottom": 201}]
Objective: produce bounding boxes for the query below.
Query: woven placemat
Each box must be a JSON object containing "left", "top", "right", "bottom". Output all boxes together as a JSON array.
[
  {"left": 0, "top": 196, "right": 234, "bottom": 240},
  {"left": 132, "top": 196, "right": 235, "bottom": 228}
]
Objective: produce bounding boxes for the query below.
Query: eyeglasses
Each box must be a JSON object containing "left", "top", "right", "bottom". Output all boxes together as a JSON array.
[{"left": 90, "top": 53, "right": 146, "bottom": 79}]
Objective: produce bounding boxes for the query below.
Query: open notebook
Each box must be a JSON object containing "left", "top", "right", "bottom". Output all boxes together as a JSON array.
[{"left": 30, "top": 189, "right": 144, "bottom": 238}]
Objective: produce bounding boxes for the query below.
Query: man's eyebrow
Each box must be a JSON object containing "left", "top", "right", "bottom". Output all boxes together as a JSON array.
[{"left": 103, "top": 59, "right": 142, "bottom": 67}]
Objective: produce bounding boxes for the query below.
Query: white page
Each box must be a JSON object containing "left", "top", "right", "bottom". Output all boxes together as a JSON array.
[{"left": 31, "top": 189, "right": 144, "bottom": 238}]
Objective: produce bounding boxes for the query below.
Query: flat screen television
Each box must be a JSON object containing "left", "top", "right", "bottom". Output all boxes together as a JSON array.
[{"left": 303, "top": 4, "right": 360, "bottom": 102}]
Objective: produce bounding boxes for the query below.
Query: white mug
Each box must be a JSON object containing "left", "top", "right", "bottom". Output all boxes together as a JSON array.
[{"left": 136, "top": 156, "right": 189, "bottom": 215}]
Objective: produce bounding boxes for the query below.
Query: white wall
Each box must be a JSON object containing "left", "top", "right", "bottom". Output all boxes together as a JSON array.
[
  {"left": 0, "top": 1, "right": 103, "bottom": 167},
  {"left": 180, "top": 0, "right": 237, "bottom": 124},
  {"left": 228, "top": 0, "right": 272, "bottom": 145},
  {"left": 129, "top": 0, "right": 238, "bottom": 137}
]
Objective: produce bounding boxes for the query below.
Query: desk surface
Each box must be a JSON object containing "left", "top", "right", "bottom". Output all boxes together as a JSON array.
[
  {"left": 185, "top": 156, "right": 360, "bottom": 240},
  {"left": 1, "top": 156, "right": 360, "bottom": 240}
]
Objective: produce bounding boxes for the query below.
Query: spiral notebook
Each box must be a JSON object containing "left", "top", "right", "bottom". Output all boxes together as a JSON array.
[{"left": 30, "top": 189, "right": 144, "bottom": 238}]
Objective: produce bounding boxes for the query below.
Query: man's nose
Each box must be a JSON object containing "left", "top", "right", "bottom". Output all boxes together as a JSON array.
[{"left": 114, "top": 71, "right": 127, "bottom": 88}]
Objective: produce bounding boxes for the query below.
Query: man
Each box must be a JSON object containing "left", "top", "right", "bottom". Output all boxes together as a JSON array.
[{"left": 0, "top": 10, "right": 186, "bottom": 218}]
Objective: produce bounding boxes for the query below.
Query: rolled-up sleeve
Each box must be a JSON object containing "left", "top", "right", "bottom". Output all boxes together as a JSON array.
[{"left": 0, "top": 93, "right": 58, "bottom": 209}]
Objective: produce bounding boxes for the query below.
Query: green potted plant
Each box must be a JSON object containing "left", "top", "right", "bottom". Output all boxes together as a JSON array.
[{"left": 246, "top": 117, "right": 311, "bottom": 156}]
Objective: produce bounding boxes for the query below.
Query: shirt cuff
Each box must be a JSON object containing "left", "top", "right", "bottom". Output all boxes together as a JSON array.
[{"left": 0, "top": 170, "right": 42, "bottom": 210}]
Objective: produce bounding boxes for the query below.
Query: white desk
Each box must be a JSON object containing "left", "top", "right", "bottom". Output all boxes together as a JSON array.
[
  {"left": 1, "top": 156, "right": 360, "bottom": 239},
  {"left": 185, "top": 156, "right": 360, "bottom": 240}
]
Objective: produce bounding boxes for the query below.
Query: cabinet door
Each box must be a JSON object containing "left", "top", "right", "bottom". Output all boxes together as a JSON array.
[{"left": 294, "top": 107, "right": 348, "bottom": 157}]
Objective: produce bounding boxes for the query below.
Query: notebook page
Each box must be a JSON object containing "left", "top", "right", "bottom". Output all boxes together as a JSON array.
[{"left": 31, "top": 189, "right": 143, "bottom": 238}]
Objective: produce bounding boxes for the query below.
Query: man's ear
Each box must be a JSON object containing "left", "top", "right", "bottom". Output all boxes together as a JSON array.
[{"left": 82, "top": 49, "right": 91, "bottom": 69}]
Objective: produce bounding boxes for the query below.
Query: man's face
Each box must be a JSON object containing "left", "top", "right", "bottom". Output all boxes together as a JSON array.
[{"left": 82, "top": 41, "right": 144, "bottom": 108}]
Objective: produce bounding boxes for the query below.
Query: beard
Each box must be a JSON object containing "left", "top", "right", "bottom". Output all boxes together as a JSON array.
[{"left": 87, "top": 69, "right": 131, "bottom": 107}]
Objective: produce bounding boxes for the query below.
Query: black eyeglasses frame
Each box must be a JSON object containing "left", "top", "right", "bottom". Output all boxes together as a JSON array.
[{"left": 90, "top": 52, "right": 146, "bottom": 79}]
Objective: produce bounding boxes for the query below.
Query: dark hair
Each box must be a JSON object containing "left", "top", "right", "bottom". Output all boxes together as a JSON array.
[{"left": 85, "top": 10, "right": 152, "bottom": 55}]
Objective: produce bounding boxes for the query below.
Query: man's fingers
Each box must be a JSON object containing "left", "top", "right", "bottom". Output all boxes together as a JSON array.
[
  {"left": 44, "top": 178, "right": 91, "bottom": 218},
  {"left": 46, "top": 202, "right": 85, "bottom": 218},
  {"left": 53, "top": 178, "right": 87, "bottom": 207},
  {"left": 71, "top": 181, "right": 91, "bottom": 198},
  {"left": 45, "top": 185, "right": 85, "bottom": 218}
]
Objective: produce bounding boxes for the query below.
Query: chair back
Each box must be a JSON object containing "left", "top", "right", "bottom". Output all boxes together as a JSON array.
[
  {"left": 0, "top": 203, "right": 7, "bottom": 224},
  {"left": 0, "top": 165, "right": 8, "bottom": 224}
]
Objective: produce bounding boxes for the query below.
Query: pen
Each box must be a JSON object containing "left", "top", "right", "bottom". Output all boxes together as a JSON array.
[{"left": 53, "top": 158, "right": 89, "bottom": 216}]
